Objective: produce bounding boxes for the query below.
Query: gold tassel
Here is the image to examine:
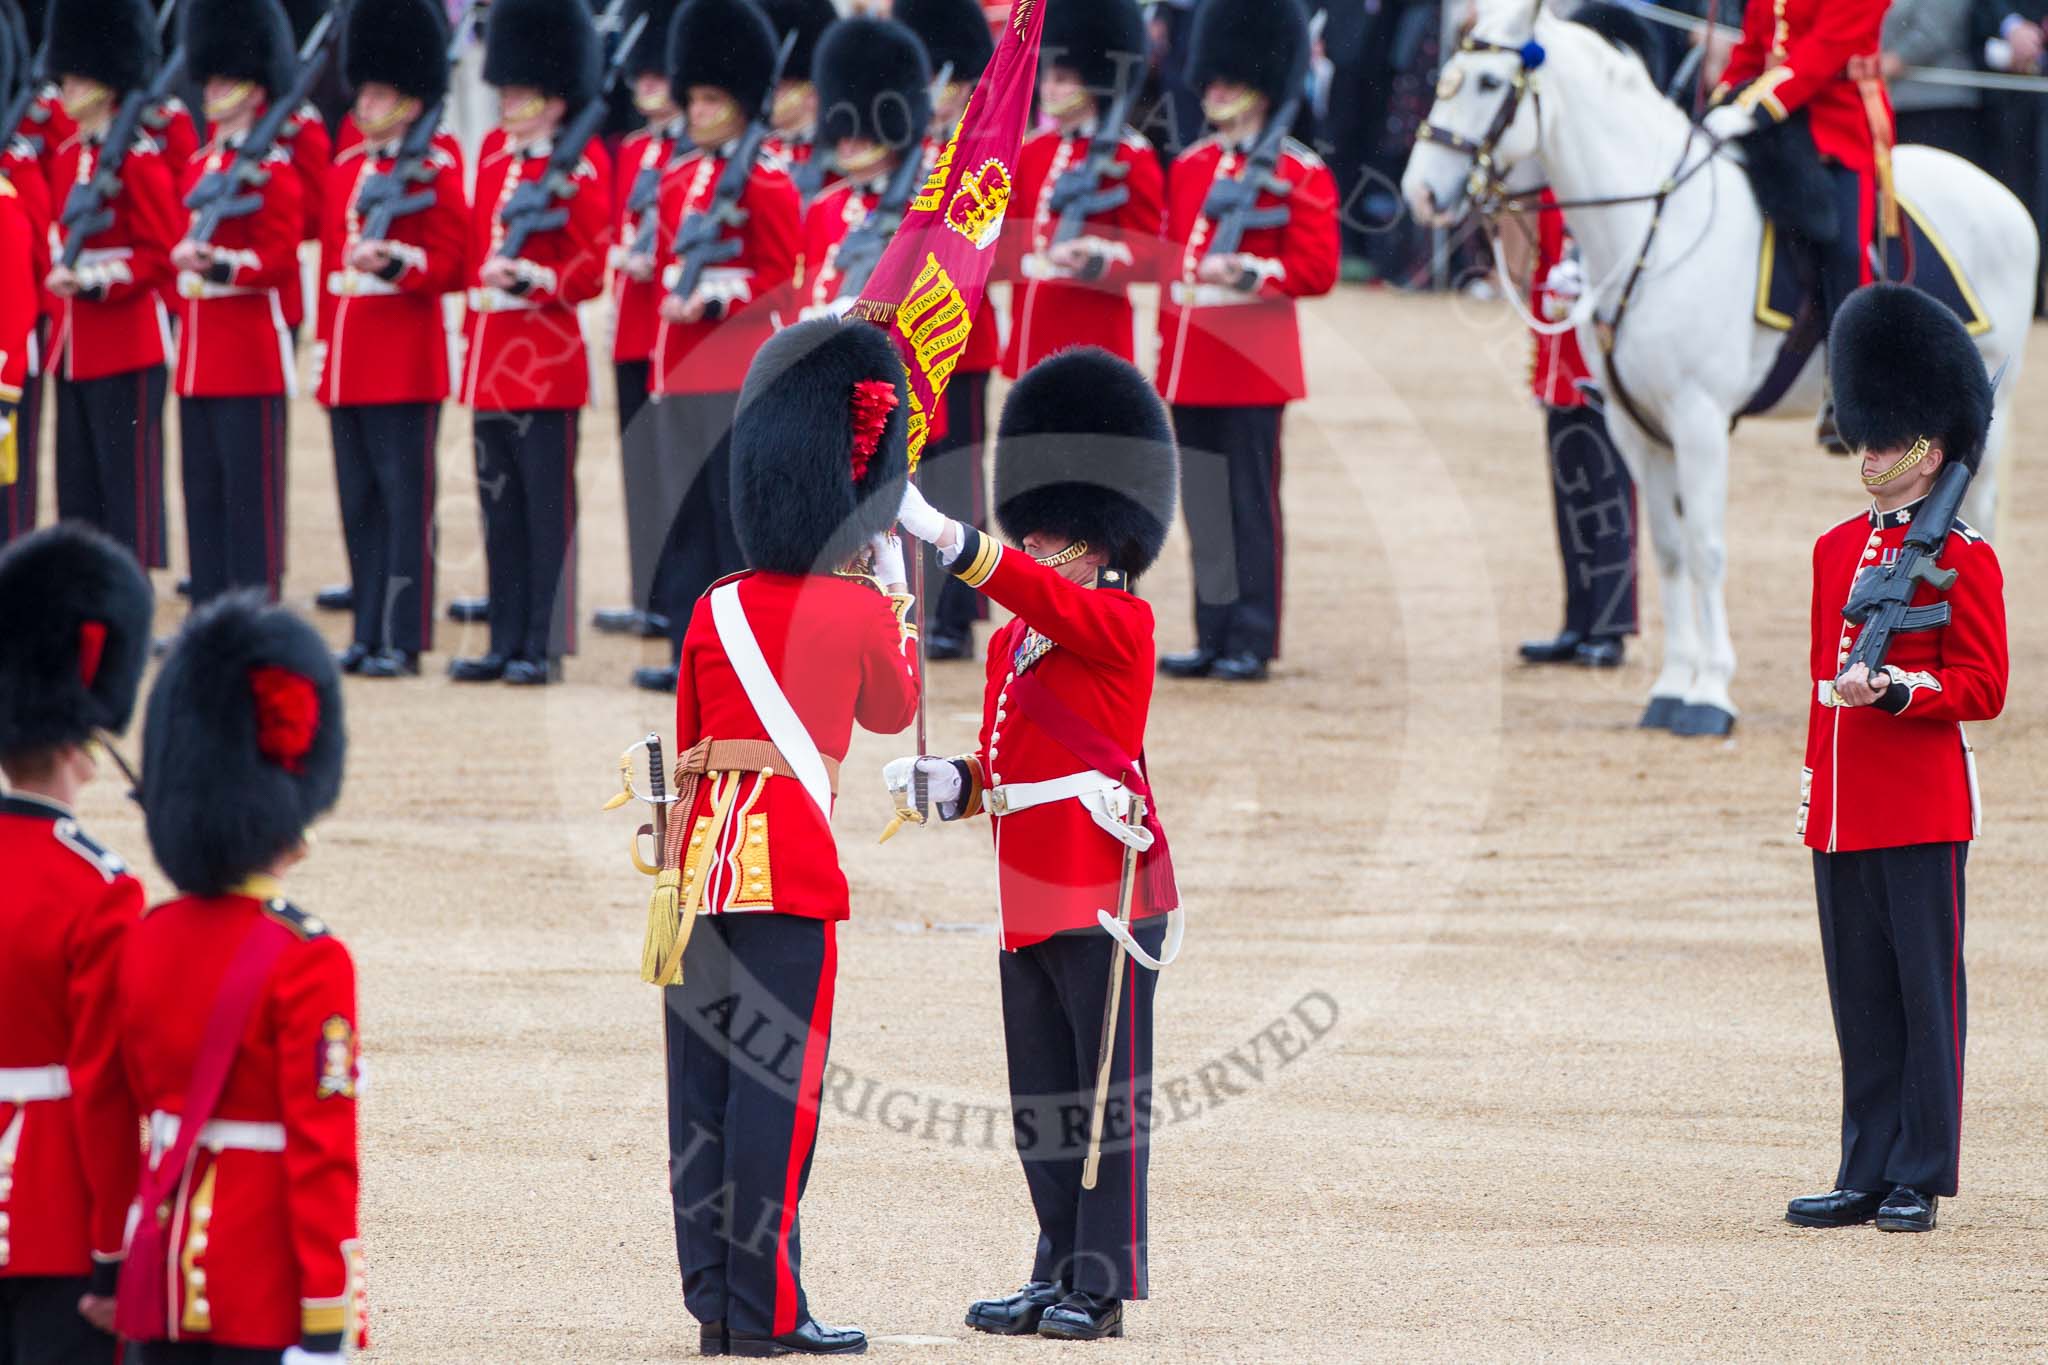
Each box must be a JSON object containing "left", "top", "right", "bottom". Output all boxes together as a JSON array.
[{"left": 641, "top": 869, "right": 684, "bottom": 985}]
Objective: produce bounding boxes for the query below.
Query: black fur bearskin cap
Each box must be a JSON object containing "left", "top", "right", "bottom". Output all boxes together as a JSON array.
[
  {"left": 482, "top": 0, "right": 601, "bottom": 105},
  {"left": 185, "top": 0, "right": 296, "bottom": 96},
  {"left": 731, "top": 318, "right": 912, "bottom": 576},
  {"left": 815, "top": 17, "right": 931, "bottom": 151},
  {"left": 1042, "top": 0, "right": 1146, "bottom": 99},
  {"left": 142, "top": 593, "right": 346, "bottom": 897},
  {"left": 893, "top": 0, "right": 990, "bottom": 85},
  {"left": 668, "top": 0, "right": 776, "bottom": 111},
  {"left": 1830, "top": 283, "right": 1995, "bottom": 473},
  {"left": 757, "top": 0, "right": 836, "bottom": 84},
  {"left": 47, "top": 0, "right": 156, "bottom": 93},
  {"left": 995, "top": 347, "right": 1179, "bottom": 576},
  {"left": 344, "top": 0, "right": 450, "bottom": 103},
  {"left": 1188, "top": 0, "right": 1308, "bottom": 108},
  {"left": 0, "top": 524, "right": 155, "bottom": 759}
]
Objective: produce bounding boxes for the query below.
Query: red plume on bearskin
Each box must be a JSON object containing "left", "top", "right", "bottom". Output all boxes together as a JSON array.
[
  {"left": 0, "top": 525, "right": 155, "bottom": 758},
  {"left": 143, "top": 593, "right": 346, "bottom": 896}
]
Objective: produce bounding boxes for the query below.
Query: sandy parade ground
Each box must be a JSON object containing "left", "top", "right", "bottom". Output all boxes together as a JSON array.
[{"left": 43, "top": 284, "right": 2048, "bottom": 1361}]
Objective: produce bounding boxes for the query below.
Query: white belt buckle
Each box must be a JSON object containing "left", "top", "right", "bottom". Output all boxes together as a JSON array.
[{"left": 986, "top": 786, "right": 1010, "bottom": 816}]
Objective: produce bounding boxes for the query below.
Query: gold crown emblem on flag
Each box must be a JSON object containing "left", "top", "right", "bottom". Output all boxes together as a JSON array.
[{"left": 945, "top": 159, "right": 1013, "bottom": 248}]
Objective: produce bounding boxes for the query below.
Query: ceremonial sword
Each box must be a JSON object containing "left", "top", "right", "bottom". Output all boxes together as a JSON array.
[{"left": 1081, "top": 793, "right": 1146, "bottom": 1191}]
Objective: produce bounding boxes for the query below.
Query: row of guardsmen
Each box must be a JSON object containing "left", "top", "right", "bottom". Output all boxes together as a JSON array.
[{"left": 0, "top": 0, "right": 1338, "bottom": 691}]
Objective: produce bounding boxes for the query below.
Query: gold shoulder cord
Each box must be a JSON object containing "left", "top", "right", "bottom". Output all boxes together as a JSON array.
[{"left": 1864, "top": 436, "right": 1931, "bottom": 488}]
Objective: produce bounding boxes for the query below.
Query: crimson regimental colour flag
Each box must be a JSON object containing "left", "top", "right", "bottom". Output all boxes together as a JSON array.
[{"left": 849, "top": 0, "right": 1045, "bottom": 469}]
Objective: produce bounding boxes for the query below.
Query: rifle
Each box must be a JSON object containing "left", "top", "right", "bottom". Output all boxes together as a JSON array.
[
  {"left": 1838, "top": 458, "right": 1974, "bottom": 684},
  {"left": 59, "top": 46, "right": 190, "bottom": 268},
  {"left": 2, "top": 30, "right": 49, "bottom": 157},
  {"left": 182, "top": 10, "right": 338, "bottom": 244},
  {"left": 493, "top": 3, "right": 647, "bottom": 260},
  {"left": 1198, "top": 90, "right": 1300, "bottom": 261},
  {"left": 667, "top": 31, "right": 797, "bottom": 302},
  {"left": 1046, "top": 78, "right": 1139, "bottom": 249},
  {"left": 828, "top": 60, "right": 953, "bottom": 304},
  {"left": 352, "top": 1, "right": 479, "bottom": 242},
  {"left": 624, "top": 120, "right": 679, "bottom": 261}
]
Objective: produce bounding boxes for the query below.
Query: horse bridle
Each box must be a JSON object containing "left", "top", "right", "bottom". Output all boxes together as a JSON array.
[{"left": 1414, "top": 34, "right": 1550, "bottom": 214}]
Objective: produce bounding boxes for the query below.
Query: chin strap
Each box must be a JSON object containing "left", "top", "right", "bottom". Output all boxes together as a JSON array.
[
  {"left": 1032, "top": 539, "right": 1091, "bottom": 568},
  {"left": 1863, "top": 436, "right": 1932, "bottom": 488}
]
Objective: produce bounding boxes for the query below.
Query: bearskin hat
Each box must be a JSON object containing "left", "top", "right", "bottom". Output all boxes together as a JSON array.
[
  {"left": 0, "top": 4, "right": 22, "bottom": 103},
  {"left": 815, "top": 18, "right": 931, "bottom": 151},
  {"left": 281, "top": 0, "right": 328, "bottom": 47},
  {"left": 185, "top": 0, "right": 295, "bottom": 96},
  {"left": 483, "top": 0, "right": 601, "bottom": 105},
  {"left": 668, "top": 0, "right": 776, "bottom": 111},
  {"left": 0, "top": 525, "right": 154, "bottom": 760},
  {"left": 995, "top": 348, "right": 1178, "bottom": 576},
  {"left": 46, "top": 0, "right": 156, "bottom": 93},
  {"left": 731, "top": 318, "right": 912, "bottom": 576},
  {"left": 893, "top": 0, "right": 990, "bottom": 85},
  {"left": 620, "top": 0, "right": 679, "bottom": 77},
  {"left": 1830, "top": 283, "right": 1995, "bottom": 473},
  {"left": 757, "top": 0, "right": 835, "bottom": 85},
  {"left": 1042, "top": 0, "right": 1145, "bottom": 99},
  {"left": 344, "top": 0, "right": 450, "bottom": 102},
  {"left": 1570, "top": 2, "right": 1666, "bottom": 88},
  {"left": 1187, "top": 0, "right": 1308, "bottom": 108},
  {"left": 142, "top": 594, "right": 345, "bottom": 898}
]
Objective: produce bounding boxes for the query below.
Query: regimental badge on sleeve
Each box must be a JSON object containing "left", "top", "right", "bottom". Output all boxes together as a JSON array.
[{"left": 317, "top": 1016, "right": 358, "bottom": 1100}]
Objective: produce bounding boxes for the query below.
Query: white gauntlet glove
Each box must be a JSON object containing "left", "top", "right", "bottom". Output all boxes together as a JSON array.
[
  {"left": 1703, "top": 103, "right": 1757, "bottom": 143},
  {"left": 867, "top": 531, "right": 906, "bottom": 588},
  {"left": 882, "top": 755, "right": 966, "bottom": 819},
  {"left": 896, "top": 482, "right": 955, "bottom": 547}
]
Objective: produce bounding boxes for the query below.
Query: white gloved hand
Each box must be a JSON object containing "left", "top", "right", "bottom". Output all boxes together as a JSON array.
[
  {"left": 282, "top": 1349, "right": 344, "bottom": 1365},
  {"left": 868, "top": 530, "right": 906, "bottom": 587},
  {"left": 882, "top": 755, "right": 965, "bottom": 818},
  {"left": 896, "top": 481, "right": 953, "bottom": 545},
  {"left": 1703, "top": 103, "right": 1756, "bottom": 143}
]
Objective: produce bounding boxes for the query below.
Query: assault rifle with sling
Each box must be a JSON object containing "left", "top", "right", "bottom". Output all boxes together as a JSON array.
[
  {"left": 182, "top": 10, "right": 338, "bottom": 244},
  {"left": 1198, "top": 90, "right": 1301, "bottom": 261},
  {"left": 353, "top": 1, "right": 479, "bottom": 242},
  {"left": 1045, "top": 78, "right": 1139, "bottom": 253},
  {"left": 59, "top": 45, "right": 190, "bottom": 268}
]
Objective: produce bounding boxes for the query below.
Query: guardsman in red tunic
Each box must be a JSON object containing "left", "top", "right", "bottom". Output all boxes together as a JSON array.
[
  {"left": 645, "top": 318, "right": 917, "bottom": 1357},
  {"left": 890, "top": 348, "right": 1182, "bottom": 1344},
  {"left": 999, "top": 0, "right": 1162, "bottom": 378},
  {"left": 172, "top": 0, "right": 304, "bottom": 610},
  {"left": 1, "top": 18, "right": 54, "bottom": 548},
  {"left": 449, "top": 0, "right": 610, "bottom": 686},
  {"left": 796, "top": 16, "right": 930, "bottom": 314},
  {"left": 43, "top": 0, "right": 182, "bottom": 573},
  {"left": 0, "top": 524, "right": 153, "bottom": 1365},
  {"left": 116, "top": 594, "right": 364, "bottom": 1364},
  {"left": 758, "top": 0, "right": 838, "bottom": 203},
  {"left": 591, "top": 0, "right": 683, "bottom": 645},
  {"left": 639, "top": 0, "right": 800, "bottom": 693},
  {"left": 1517, "top": 192, "right": 1638, "bottom": 670},
  {"left": 317, "top": 0, "right": 465, "bottom": 679},
  {"left": 1154, "top": 0, "right": 1337, "bottom": 684},
  {"left": 1785, "top": 285, "right": 2008, "bottom": 1237},
  {"left": 1706, "top": 0, "right": 1893, "bottom": 440},
  {"left": 896, "top": 0, "right": 998, "bottom": 663}
]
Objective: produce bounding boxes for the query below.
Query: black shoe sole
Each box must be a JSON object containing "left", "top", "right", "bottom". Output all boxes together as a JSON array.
[
  {"left": 964, "top": 1309, "right": 1047, "bottom": 1336},
  {"left": 1036, "top": 1319, "right": 1124, "bottom": 1341},
  {"left": 725, "top": 1337, "right": 866, "bottom": 1357},
  {"left": 1785, "top": 1211, "right": 1876, "bottom": 1228},
  {"left": 1875, "top": 1215, "right": 1935, "bottom": 1232}
]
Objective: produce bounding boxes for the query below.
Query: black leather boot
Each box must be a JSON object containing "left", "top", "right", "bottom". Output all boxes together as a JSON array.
[
  {"left": 1036, "top": 1290, "right": 1123, "bottom": 1341},
  {"left": 1785, "top": 1188, "right": 1887, "bottom": 1228},
  {"left": 447, "top": 595, "right": 490, "bottom": 623},
  {"left": 1210, "top": 651, "right": 1269, "bottom": 682},
  {"left": 699, "top": 1321, "right": 729, "bottom": 1356},
  {"left": 1158, "top": 648, "right": 1217, "bottom": 679},
  {"left": 448, "top": 653, "right": 508, "bottom": 682},
  {"left": 1875, "top": 1187, "right": 1938, "bottom": 1232},
  {"left": 725, "top": 1318, "right": 866, "bottom": 1356},
  {"left": 964, "top": 1281, "right": 1065, "bottom": 1336},
  {"left": 1573, "top": 636, "right": 1624, "bottom": 668},
  {"left": 1519, "top": 629, "right": 1585, "bottom": 663},
  {"left": 315, "top": 584, "right": 354, "bottom": 612}
]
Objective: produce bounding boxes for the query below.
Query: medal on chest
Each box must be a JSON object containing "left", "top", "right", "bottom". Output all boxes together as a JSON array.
[{"left": 1013, "top": 628, "right": 1055, "bottom": 674}]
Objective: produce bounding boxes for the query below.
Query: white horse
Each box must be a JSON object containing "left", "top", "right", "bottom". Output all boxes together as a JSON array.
[{"left": 1401, "top": 0, "right": 2037, "bottom": 735}]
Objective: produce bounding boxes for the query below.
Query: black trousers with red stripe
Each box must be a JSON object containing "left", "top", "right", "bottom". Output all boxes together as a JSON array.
[
  {"left": 664, "top": 914, "right": 838, "bottom": 1338},
  {"left": 651, "top": 390, "right": 744, "bottom": 663},
  {"left": 54, "top": 364, "right": 167, "bottom": 569},
  {"left": 332, "top": 401, "right": 440, "bottom": 654},
  {"left": 1, "top": 369, "right": 43, "bottom": 549},
  {"left": 999, "top": 919, "right": 1164, "bottom": 1302},
  {"left": 613, "top": 359, "right": 664, "bottom": 614},
  {"left": 0, "top": 1274, "right": 115, "bottom": 1365},
  {"left": 1172, "top": 403, "right": 1285, "bottom": 663},
  {"left": 920, "top": 371, "right": 990, "bottom": 639},
  {"left": 179, "top": 393, "right": 286, "bottom": 606},
  {"left": 1813, "top": 843, "right": 1968, "bottom": 1197},
  {"left": 473, "top": 408, "right": 579, "bottom": 661},
  {"left": 1544, "top": 403, "right": 1638, "bottom": 640}
]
